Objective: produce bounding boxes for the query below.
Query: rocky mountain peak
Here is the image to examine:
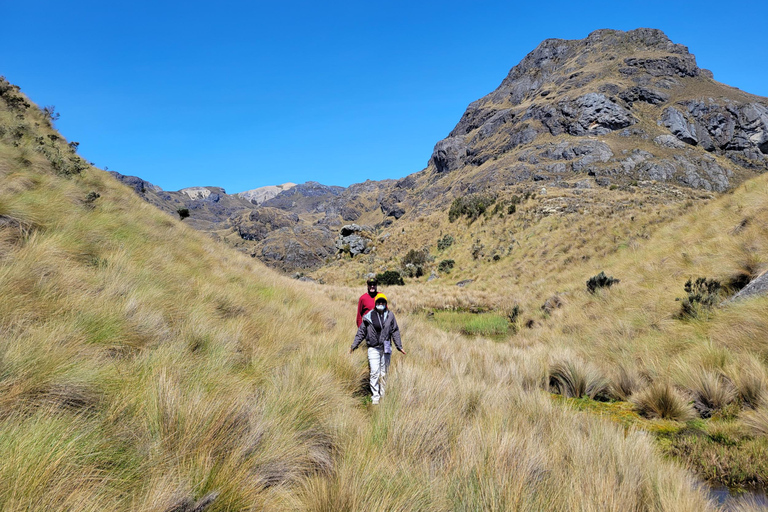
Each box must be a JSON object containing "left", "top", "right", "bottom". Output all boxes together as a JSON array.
[{"left": 429, "top": 28, "right": 766, "bottom": 193}]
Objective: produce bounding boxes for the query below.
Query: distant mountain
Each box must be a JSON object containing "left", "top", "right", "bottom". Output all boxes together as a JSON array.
[
  {"left": 111, "top": 28, "right": 768, "bottom": 274},
  {"left": 237, "top": 182, "right": 296, "bottom": 205}
]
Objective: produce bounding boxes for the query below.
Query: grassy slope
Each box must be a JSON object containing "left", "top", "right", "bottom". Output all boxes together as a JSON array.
[
  {"left": 316, "top": 147, "right": 768, "bottom": 492},
  {"left": 0, "top": 83, "right": 735, "bottom": 510}
]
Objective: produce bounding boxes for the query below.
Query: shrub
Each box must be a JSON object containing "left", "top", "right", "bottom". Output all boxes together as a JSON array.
[
  {"left": 376, "top": 270, "right": 404, "bottom": 286},
  {"left": 438, "top": 259, "right": 455, "bottom": 273},
  {"left": 402, "top": 248, "right": 428, "bottom": 267},
  {"left": 437, "top": 234, "right": 454, "bottom": 251},
  {"left": 41, "top": 105, "right": 60, "bottom": 123},
  {"left": 402, "top": 249, "right": 428, "bottom": 278},
  {"left": 548, "top": 359, "right": 609, "bottom": 400},
  {"left": 448, "top": 194, "right": 496, "bottom": 223},
  {"left": 84, "top": 191, "right": 100, "bottom": 209},
  {"left": 631, "top": 382, "right": 696, "bottom": 421},
  {"left": 177, "top": 208, "right": 190, "bottom": 220},
  {"left": 677, "top": 277, "right": 722, "bottom": 318},
  {"left": 586, "top": 271, "right": 620, "bottom": 293},
  {"left": 507, "top": 204, "right": 516, "bottom": 214}
]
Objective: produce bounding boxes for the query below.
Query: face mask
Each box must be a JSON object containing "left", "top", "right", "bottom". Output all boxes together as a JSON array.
[{"left": 376, "top": 305, "right": 386, "bottom": 312}]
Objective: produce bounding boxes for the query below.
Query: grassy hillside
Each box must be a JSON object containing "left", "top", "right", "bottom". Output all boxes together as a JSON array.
[{"left": 3, "top": 78, "right": 764, "bottom": 510}]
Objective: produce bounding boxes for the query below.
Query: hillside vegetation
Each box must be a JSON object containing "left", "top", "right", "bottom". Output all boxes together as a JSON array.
[{"left": 1, "top": 77, "right": 747, "bottom": 510}]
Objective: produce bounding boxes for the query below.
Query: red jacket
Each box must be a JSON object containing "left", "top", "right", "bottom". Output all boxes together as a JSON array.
[{"left": 356, "top": 293, "right": 377, "bottom": 327}]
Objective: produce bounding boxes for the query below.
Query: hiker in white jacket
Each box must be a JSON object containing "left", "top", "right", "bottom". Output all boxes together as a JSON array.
[{"left": 350, "top": 293, "right": 405, "bottom": 404}]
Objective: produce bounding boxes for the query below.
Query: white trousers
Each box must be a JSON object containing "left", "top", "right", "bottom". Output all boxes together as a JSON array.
[{"left": 367, "top": 347, "right": 391, "bottom": 402}]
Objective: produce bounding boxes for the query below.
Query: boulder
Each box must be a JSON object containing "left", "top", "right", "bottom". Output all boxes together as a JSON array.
[
  {"left": 654, "top": 134, "right": 687, "bottom": 148},
  {"left": 729, "top": 271, "right": 768, "bottom": 302},
  {"left": 335, "top": 225, "right": 373, "bottom": 257},
  {"left": 430, "top": 137, "right": 468, "bottom": 174}
]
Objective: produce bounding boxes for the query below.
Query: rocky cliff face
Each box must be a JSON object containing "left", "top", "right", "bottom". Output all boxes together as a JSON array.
[{"left": 425, "top": 28, "right": 767, "bottom": 196}]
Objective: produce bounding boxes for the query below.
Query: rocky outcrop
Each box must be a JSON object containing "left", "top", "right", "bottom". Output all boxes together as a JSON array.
[
  {"left": 661, "top": 101, "right": 768, "bottom": 168},
  {"left": 258, "top": 225, "right": 336, "bottom": 271},
  {"left": 729, "top": 271, "right": 768, "bottom": 302},
  {"left": 230, "top": 207, "right": 299, "bottom": 242},
  {"left": 335, "top": 224, "right": 373, "bottom": 257},
  {"left": 531, "top": 93, "right": 635, "bottom": 136},
  {"left": 109, "top": 171, "right": 162, "bottom": 195},
  {"left": 430, "top": 137, "right": 468, "bottom": 174}
]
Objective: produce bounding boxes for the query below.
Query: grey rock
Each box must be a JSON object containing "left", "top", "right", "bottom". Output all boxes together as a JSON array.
[
  {"left": 547, "top": 162, "right": 568, "bottom": 174},
  {"left": 572, "top": 141, "right": 614, "bottom": 171},
  {"left": 575, "top": 179, "right": 592, "bottom": 189},
  {"left": 335, "top": 225, "right": 373, "bottom": 257},
  {"left": 430, "top": 136, "right": 468, "bottom": 174},
  {"left": 654, "top": 134, "right": 687, "bottom": 148},
  {"left": 595, "top": 177, "right": 611, "bottom": 187},
  {"left": 729, "top": 271, "right": 768, "bottom": 302},
  {"left": 339, "top": 224, "right": 371, "bottom": 237},
  {"left": 619, "top": 86, "right": 669, "bottom": 106},
  {"left": 661, "top": 107, "right": 698, "bottom": 145},
  {"left": 660, "top": 101, "right": 768, "bottom": 169},
  {"left": 674, "top": 155, "right": 731, "bottom": 192},
  {"left": 623, "top": 55, "right": 700, "bottom": 77},
  {"left": 456, "top": 279, "right": 474, "bottom": 287},
  {"left": 620, "top": 150, "right": 654, "bottom": 172},
  {"left": 636, "top": 160, "right": 677, "bottom": 181},
  {"left": 109, "top": 171, "right": 162, "bottom": 194},
  {"left": 570, "top": 93, "right": 635, "bottom": 135},
  {"left": 532, "top": 93, "right": 634, "bottom": 136}
]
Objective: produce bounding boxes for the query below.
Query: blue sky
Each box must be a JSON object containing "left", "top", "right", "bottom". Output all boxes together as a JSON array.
[{"left": 4, "top": 1, "right": 767, "bottom": 193}]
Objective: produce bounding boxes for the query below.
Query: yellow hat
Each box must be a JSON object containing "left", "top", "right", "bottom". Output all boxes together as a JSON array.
[{"left": 374, "top": 293, "right": 388, "bottom": 303}]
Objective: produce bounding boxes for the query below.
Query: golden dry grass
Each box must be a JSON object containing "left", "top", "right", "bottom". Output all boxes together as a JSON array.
[{"left": 0, "top": 85, "right": 729, "bottom": 510}]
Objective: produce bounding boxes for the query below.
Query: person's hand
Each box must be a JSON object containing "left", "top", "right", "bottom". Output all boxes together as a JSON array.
[
  {"left": 349, "top": 348, "right": 354, "bottom": 354},
  {"left": 398, "top": 348, "right": 406, "bottom": 355}
]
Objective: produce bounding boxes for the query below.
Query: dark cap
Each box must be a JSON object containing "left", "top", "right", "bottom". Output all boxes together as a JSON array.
[{"left": 366, "top": 278, "right": 378, "bottom": 285}]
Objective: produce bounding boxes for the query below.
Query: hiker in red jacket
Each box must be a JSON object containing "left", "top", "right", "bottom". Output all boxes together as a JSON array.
[{"left": 356, "top": 278, "right": 378, "bottom": 327}]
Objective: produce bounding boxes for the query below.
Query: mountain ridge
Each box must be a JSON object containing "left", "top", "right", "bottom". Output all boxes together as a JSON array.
[{"left": 111, "top": 28, "right": 768, "bottom": 274}]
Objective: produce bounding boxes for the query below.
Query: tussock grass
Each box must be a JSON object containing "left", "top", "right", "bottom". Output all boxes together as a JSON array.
[
  {"left": 677, "top": 366, "right": 738, "bottom": 418},
  {"left": 632, "top": 382, "right": 697, "bottom": 421},
  {"left": 608, "top": 365, "right": 646, "bottom": 401},
  {"left": 741, "top": 402, "right": 768, "bottom": 437},
  {"left": 548, "top": 355, "right": 609, "bottom": 399}
]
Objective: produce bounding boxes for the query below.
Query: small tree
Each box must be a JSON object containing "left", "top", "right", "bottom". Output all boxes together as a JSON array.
[{"left": 177, "top": 208, "right": 190, "bottom": 220}]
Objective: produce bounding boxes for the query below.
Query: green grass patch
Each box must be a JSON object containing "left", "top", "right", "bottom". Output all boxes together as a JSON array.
[
  {"left": 554, "top": 395, "right": 768, "bottom": 490},
  {"left": 425, "top": 310, "right": 512, "bottom": 340}
]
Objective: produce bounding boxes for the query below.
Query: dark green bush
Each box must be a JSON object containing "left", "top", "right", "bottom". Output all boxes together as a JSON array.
[
  {"left": 677, "top": 277, "right": 722, "bottom": 318},
  {"left": 177, "top": 208, "right": 190, "bottom": 220},
  {"left": 84, "top": 191, "right": 100, "bottom": 209},
  {"left": 438, "top": 259, "right": 455, "bottom": 273},
  {"left": 376, "top": 270, "right": 404, "bottom": 286},
  {"left": 586, "top": 271, "right": 620, "bottom": 293},
  {"left": 448, "top": 194, "right": 496, "bottom": 223},
  {"left": 437, "top": 234, "right": 454, "bottom": 251}
]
